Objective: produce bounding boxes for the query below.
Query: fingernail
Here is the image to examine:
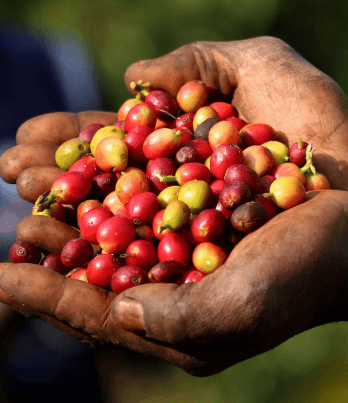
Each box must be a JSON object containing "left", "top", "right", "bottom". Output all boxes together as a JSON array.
[{"left": 114, "top": 297, "right": 146, "bottom": 334}]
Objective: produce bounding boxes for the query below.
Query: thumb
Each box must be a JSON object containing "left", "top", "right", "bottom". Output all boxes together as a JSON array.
[
  {"left": 124, "top": 41, "right": 237, "bottom": 101},
  {"left": 112, "top": 281, "right": 195, "bottom": 344},
  {"left": 111, "top": 262, "right": 259, "bottom": 346}
]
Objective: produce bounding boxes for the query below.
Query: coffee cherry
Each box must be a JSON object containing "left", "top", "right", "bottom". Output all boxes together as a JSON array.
[
  {"left": 289, "top": 138, "right": 309, "bottom": 167},
  {"left": 160, "top": 200, "right": 191, "bottom": 233},
  {"left": 42, "top": 253, "right": 71, "bottom": 275},
  {"left": 175, "top": 146, "right": 200, "bottom": 165},
  {"left": 172, "top": 113, "right": 195, "bottom": 133},
  {"left": 231, "top": 201, "right": 266, "bottom": 234},
  {"left": 117, "top": 98, "right": 143, "bottom": 121},
  {"left": 51, "top": 172, "right": 92, "bottom": 204},
  {"left": 79, "top": 123, "right": 105, "bottom": 143},
  {"left": 210, "top": 144, "right": 244, "bottom": 179},
  {"left": 144, "top": 90, "right": 178, "bottom": 120},
  {"left": 67, "top": 268, "right": 88, "bottom": 282},
  {"left": 208, "top": 120, "right": 240, "bottom": 149},
  {"left": 55, "top": 138, "right": 91, "bottom": 171},
  {"left": 126, "top": 191, "right": 160, "bottom": 225},
  {"left": 124, "top": 125, "right": 153, "bottom": 164},
  {"left": 9, "top": 241, "right": 42, "bottom": 264},
  {"left": 183, "top": 139, "right": 212, "bottom": 162},
  {"left": 267, "top": 177, "right": 306, "bottom": 209},
  {"left": 124, "top": 103, "right": 157, "bottom": 132},
  {"left": 178, "top": 180, "right": 212, "bottom": 214},
  {"left": 143, "top": 128, "right": 182, "bottom": 160},
  {"left": 243, "top": 145, "right": 274, "bottom": 176},
  {"left": 146, "top": 157, "right": 178, "bottom": 195},
  {"left": 91, "top": 172, "right": 117, "bottom": 201},
  {"left": 79, "top": 206, "right": 114, "bottom": 244},
  {"left": 61, "top": 238, "right": 94, "bottom": 269},
  {"left": 116, "top": 170, "right": 150, "bottom": 205},
  {"left": 97, "top": 215, "right": 136, "bottom": 255},
  {"left": 123, "top": 240, "right": 158, "bottom": 272},
  {"left": 262, "top": 141, "right": 289, "bottom": 166},
  {"left": 157, "top": 186, "right": 181, "bottom": 209},
  {"left": 224, "top": 164, "right": 262, "bottom": 195},
  {"left": 240, "top": 123, "right": 275, "bottom": 148},
  {"left": 219, "top": 181, "right": 251, "bottom": 210},
  {"left": 305, "top": 172, "right": 331, "bottom": 191},
  {"left": 271, "top": 162, "right": 306, "bottom": 187},
  {"left": 209, "top": 102, "right": 237, "bottom": 120},
  {"left": 192, "top": 242, "right": 227, "bottom": 274},
  {"left": 190, "top": 209, "right": 227, "bottom": 244},
  {"left": 90, "top": 126, "right": 125, "bottom": 155},
  {"left": 95, "top": 136, "right": 128, "bottom": 173},
  {"left": 87, "top": 254, "right": 122, "bottom": 289},
  {"left": 193, "top": 106, "right": 219, "bottom": 132},
  {"left": 68, "top": 155, "right": 100, "bottom": 180},
  {"left": 157, "top": 233, "right": 191, "bottom": 268},
  {"left": 111, "top": 265, "right": 149, "bottom": 294},
  {"left": 176, "top": 80, "right": 209, "bottom": 113},
  {"left": 149, "top": 261, "right": 185, "bottom": 284},
  {"left": 135, "top": 225, "right": 156, "bottom": 243},
  {"left": 225, "top": 116, "right": 248, "bottom": 131},
  {"left": 181, "top": 269, "right": 206, "bottom": 284}
]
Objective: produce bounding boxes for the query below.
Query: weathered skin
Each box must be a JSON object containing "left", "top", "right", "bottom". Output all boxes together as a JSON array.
[
  {"left": 15, "top": 215, "right": 80, "bottom": 254},
  {"left": 1, "top": 37, "right": 348, "bottom": 377},
  {"left": 16, "top": 166, "right": 65, "bottom": 203},
  {"left": 15, "top": 111, "right": 118, "bottom": 145},
  {"left": 0, "top": 143, "right": 59, "bottom": 184}
]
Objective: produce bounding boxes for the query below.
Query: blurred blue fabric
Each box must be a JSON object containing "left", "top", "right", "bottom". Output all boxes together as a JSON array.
[{"left": 0, "top": 22, "right": 103, "bottom": 402}]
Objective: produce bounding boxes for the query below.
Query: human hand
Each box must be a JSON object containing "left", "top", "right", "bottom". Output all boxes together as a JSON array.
[{"left": 1, "top": 37, "right": 348, "bottom": 377}]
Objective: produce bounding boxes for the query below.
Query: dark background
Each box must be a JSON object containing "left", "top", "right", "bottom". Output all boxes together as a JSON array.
[{"left": 1, "top": 0, "right": 348, "bottom": 401}]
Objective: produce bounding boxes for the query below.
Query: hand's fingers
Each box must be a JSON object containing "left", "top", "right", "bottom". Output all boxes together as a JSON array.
[
  {"left": 15, "top": 215, "right": 80, "bottom": 254},
  {"left": 0, "top": 262, "right": 111, "bottom": 344},
  {"left": 0, "top": 143, "right": 58, "bottom": 184},
  {"left": 124, "top": 37, "right": 314, "bottom": 102},
  {"left": 0, "top": 263, "right": 210, "bottom": 375},
  {"left": 124, "top": 37, "right": 343, "bottom": 135},
  {"left": 16, "top": 111, "right": 118, "bottom": 146},
  {"left": 0, "top": 111, "right": 118, "bottom": 184},
  {"left": 16, "top": 166, "right": 65, "bottom": 203},
  {"left": 124, "top": 41, "right": 238, "bottom": 101}
]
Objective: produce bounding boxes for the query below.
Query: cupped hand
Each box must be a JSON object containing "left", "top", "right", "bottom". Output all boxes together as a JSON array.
[
  {"left": 1, "top": 36, "right": 348, "bottom": 377},
  {"left": 125, "top": 37, "right": 348, "bottom": 190}
]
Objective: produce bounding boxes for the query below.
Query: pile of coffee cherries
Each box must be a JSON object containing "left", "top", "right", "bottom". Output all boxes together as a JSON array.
[{"left": 9, "top": 80, "right": 331, "bottom": 294}]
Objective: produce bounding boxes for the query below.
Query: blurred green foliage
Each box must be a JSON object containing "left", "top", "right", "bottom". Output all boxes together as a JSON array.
[
  {"left": 3, "top": 0, "right": 347, "bottom": 110},
  {"left": 1, "top": 0, "right": 348, "bottom": 401}
]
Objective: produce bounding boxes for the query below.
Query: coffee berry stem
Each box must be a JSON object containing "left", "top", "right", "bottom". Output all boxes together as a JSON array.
[
  {"left": 298, "top": 137, "right": 303, "bottom": 149},
  {"left": 300, "top": 144, "right": 316, "bottom": 175},
  {"left": 157, "top": 109, "right": 177, "bottom": 119},
  {"left": 158, "top": 225, "right": 168, "bottom": 234},
  {"left": 119, "top": 254, "right": 135, "bottom": 259},
  {"left": 154, "top": 173, "right": 177, "bottom": 183},
  {"left": 130, "top": 80, "right": 151, "bottom": 98},
  {"left": 36, "top": 190, "right": 61, "bottom": 212},
  {"left": 65, "top": 268, "right": 81, "bottom": 278}
]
